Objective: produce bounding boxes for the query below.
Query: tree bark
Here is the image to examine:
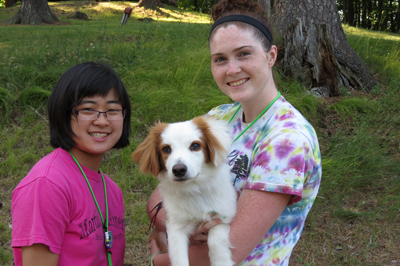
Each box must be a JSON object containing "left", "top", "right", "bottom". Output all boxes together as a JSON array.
[
  {"left": 271, "top": 0, "right": 377, "bottom": 95},
  {"left": 6, "top": 0, "right": 58, "bottom": 25},
  {"left": 138, "top": 0, "right": 163, "bottom": 10},
  {"left": 258, "top": 0, "right": 271, "bottom": 18}
]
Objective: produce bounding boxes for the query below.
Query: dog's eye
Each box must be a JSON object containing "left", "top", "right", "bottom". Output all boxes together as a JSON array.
[
  {"left": 190, "top": 143, "right": 201, "bottom": 151},
  {"left": 162, "top": 146, "right": 171, "bottom": 154}
]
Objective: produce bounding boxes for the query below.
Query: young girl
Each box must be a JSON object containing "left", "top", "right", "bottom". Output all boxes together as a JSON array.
[
  {"left": 146, "top": 0, "right": 322, "bottom": 265},
  {"left": 11, "top": 62, "right": 131, "bottom": 266}
]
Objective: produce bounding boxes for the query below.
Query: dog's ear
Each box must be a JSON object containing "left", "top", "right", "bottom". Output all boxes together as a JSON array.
[
  {"left": 132, "top": 122, "right": 169, "bottom": 177},
  {"left": 192, "top": 116, "right": 232, "bottom": 167}
]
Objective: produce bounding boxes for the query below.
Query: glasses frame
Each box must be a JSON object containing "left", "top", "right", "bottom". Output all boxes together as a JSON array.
[{"left": 73, "top": 109, "right": 126, "bottom": 121}]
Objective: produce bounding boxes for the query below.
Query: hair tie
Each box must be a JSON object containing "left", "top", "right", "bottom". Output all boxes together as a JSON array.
[{"left": 209, "top": 14, "right": 273, "bottom": 43}]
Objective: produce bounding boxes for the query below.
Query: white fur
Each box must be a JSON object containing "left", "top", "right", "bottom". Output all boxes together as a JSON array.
[{"left": 158, "top": 117, "right": 237, "bottom": 266}]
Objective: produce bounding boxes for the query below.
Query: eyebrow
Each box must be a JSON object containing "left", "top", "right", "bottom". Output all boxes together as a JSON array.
[{"left": 211, "top": 45, "right": 253, "bottom": 57}]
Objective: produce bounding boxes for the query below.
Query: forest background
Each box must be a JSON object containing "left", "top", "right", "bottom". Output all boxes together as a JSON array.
[{"left": 0, "top": 1, "right": 399, "bottom": 266}]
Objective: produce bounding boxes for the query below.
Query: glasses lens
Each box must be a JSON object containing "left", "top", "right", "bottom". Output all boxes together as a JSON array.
[
  {"left": 77, "top": 110, "right": 98, "bottom": 120},
  {"left": 106, "top": 110, "right": 125, "bottom": 120}
]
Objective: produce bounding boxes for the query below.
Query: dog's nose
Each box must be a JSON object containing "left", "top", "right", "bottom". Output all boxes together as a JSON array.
[{"left": 172, "top": 164, "right": 187, "bottom": 178}]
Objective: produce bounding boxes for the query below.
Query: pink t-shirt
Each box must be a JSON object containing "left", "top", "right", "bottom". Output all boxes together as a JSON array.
[{"left": 11, "top": 148, "right": 125, "bottom": 266}]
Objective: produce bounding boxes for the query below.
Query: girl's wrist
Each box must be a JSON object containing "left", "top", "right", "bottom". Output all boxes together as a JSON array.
[{"left": 150, "top": 251, "right": 163, "bottom": 266}]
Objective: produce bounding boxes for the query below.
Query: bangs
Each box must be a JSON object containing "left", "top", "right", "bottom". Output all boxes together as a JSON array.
[{"left": 72, "top": 66, "right": 127, "bottom": 108}]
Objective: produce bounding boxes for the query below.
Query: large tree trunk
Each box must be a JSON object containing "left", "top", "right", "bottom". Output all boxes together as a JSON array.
[
  {"left": 6, "top": 0, "right": 58, "bottom": 25},
  {"left": 271, "top": 0, "right": 377, "bottom": 96}
]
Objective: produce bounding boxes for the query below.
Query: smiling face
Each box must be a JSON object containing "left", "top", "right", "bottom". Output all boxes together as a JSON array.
[
  {"left": 70, "top": 89, "right": 124, "bottom": 171},
  {"left": 210, "top": 24, "right": 277, "bottom": 109}
]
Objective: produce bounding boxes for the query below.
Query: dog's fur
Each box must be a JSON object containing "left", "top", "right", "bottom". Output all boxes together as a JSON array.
[{"left": 132, "top": 116, "right": 237, "bottom": 266}]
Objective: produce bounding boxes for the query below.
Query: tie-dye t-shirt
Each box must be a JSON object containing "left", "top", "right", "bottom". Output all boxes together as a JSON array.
[{"left": 207, "top": 95, "right": 321, "bottom": 266}]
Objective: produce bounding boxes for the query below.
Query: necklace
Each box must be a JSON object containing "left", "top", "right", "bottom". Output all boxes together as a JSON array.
[
  {"left": 69, "top": 151, "right": 113, "bottom": 266},
  {"left": 229, "top": 91, "right": 281, "bottom": 143}
]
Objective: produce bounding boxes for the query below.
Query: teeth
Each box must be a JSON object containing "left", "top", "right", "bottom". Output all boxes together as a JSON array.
[
  {"left": 89, "top": 133, "right": 108, "bottom": 138},
  {"left": 229, "top": 79, "right": 248, "bottom": 86}
]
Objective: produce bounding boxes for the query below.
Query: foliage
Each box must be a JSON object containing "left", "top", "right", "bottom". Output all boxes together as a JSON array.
[
  {"left": 0, "top": 2, "right": 400, "bottom": 266},
  {"left": 337, "top": 0, "right": 400, "bottom": 32},
  {"left": 0, "top": 0, "right": 4, "bottom": 9},
  {"left": 177, "top": 0, "right": 218, "bottom": 13}
]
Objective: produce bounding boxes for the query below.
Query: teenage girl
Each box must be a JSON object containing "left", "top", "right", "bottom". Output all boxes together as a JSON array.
[
  {"left": 146, "top": 0, "right": 322, "bottom": 265},
  {"left": 11, "top": 62, "right": 131, "bottom": 266}
]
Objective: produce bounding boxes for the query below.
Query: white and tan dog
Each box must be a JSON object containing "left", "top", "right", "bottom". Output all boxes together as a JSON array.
[{"left": 132, "top": 116, "right": 237, "bottom": 266}]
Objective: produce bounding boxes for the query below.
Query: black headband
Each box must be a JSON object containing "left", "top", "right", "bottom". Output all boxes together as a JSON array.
[{"left": 209, "top": 15, "right": 273, "bottom": 43}]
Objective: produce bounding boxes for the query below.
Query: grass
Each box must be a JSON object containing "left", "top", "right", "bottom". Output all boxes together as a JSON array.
[{"left": 1, "top": 2, "right": 400, "bottom": 266}]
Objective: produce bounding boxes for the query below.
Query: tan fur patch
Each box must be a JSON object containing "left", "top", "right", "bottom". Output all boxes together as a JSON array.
[
  {"left": 131, "top": 122, "right": 169, "bottom": 177},
  {"left": 192, "top": 116, "right": 224, "bottom": 166}
]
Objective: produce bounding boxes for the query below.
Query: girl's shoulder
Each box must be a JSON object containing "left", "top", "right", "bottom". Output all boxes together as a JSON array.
[
  {"left": 15, "top": 148, "right": 75, "bottom": 189},
  {"left": 207, "top": 102, "right": 240, "bottom": 121}
]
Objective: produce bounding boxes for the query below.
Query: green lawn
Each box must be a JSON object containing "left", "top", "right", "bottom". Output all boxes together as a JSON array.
[{"left": 0, "top": 2, "right": 399, "bottom": 265}]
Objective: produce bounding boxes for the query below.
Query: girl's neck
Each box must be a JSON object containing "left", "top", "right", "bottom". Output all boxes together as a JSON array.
[
  {"left": 241, "top": 87, "right": 279, "bottom": 123},
  {"left": 69, "top": 147, "right": 104, "bottom": 172}
]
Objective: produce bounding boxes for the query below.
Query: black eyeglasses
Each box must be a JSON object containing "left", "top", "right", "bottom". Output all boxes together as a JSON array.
[{"left": 73, "top": 109, "right": 126, "bottom": 121}]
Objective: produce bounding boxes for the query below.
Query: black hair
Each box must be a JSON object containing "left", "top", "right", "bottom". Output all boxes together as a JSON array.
[{"left": 47, "top": 62, "right": 131, "bottom": 150}]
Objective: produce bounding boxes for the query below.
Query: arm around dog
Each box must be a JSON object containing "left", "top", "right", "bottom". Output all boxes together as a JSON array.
[{"left": 149, "top": 188, "right": 291, "bottom": 266}]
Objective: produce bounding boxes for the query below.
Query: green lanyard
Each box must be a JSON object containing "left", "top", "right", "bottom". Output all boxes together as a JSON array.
[
  {"left": 228, "top": 91, "right": 281, "bottom": 143},
  {"left": 69, "top": 151, "right": 113, "bottom": 266}
]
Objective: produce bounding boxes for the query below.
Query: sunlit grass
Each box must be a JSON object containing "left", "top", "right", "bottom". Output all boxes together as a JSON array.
[{"left": 0, "top": 3, "right": 399, "bottom": 266}]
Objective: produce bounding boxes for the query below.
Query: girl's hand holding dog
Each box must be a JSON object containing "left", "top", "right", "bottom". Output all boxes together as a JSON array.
[{"left": 189, "top": 214, "right": 222, "bottom": 245}]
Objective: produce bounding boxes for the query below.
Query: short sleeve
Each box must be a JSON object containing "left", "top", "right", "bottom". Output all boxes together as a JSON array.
[
  {"left": 206, "top": 104, "right": 238, "bottom": 122},
  {"left": 245, "top": 129, "right": 314, "bottom": 205},
  {"left": 11, "top": 177, "right": 70, "bottom": 254}
]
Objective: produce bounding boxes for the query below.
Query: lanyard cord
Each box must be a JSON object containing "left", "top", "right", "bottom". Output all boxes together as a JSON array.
[
  {"left": 68, "top": 151, "right": 112, "bottom": 266},
  {"left": 228, "top": 92, "right": 281, "bottom": 143}
]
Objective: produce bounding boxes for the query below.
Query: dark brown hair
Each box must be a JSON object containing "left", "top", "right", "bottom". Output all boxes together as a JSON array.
[{"left": 209, "top": 0, "right": 274, "bottom": 51}]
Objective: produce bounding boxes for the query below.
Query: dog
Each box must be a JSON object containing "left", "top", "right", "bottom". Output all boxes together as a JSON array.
[{"left": 132, "top": 116, "right": 237, "bottom": 266}]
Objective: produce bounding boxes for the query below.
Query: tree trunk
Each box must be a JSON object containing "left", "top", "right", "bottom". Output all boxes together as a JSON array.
[
  {"left": 343, "top": 0, "right": 348, "bottom": 24},
  {"left": 357, "top": 0, "right": 361, "bottom": 27},
  {"left": 258, "top": 0, "right": 271, "bottom": 18},
  {"left": 6, "top": 0, "right": 58, "bottom": 25},
  {"left": 271, "top": 0, "right": 377, "bottom": 96},
  {"left": 388, "top": 0, "right": 395, "bottom": 32},
  {"left": 362, "top": 0, "right": 367, "bottom": 28},
  {"left": 377, "top": 0, "right": 383, "bottom": 30},
  {"left": 347, "top": 0, "right": 355, "bottom": 26},
  {"left": 367, "top": 0, "right": 372, "bottom": 28},
  {"left": 397, "top": 0, "right": 400, "bottom": 33},
  {"left": 138, "top": 0, "right": 163, "bottom": 10}
]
